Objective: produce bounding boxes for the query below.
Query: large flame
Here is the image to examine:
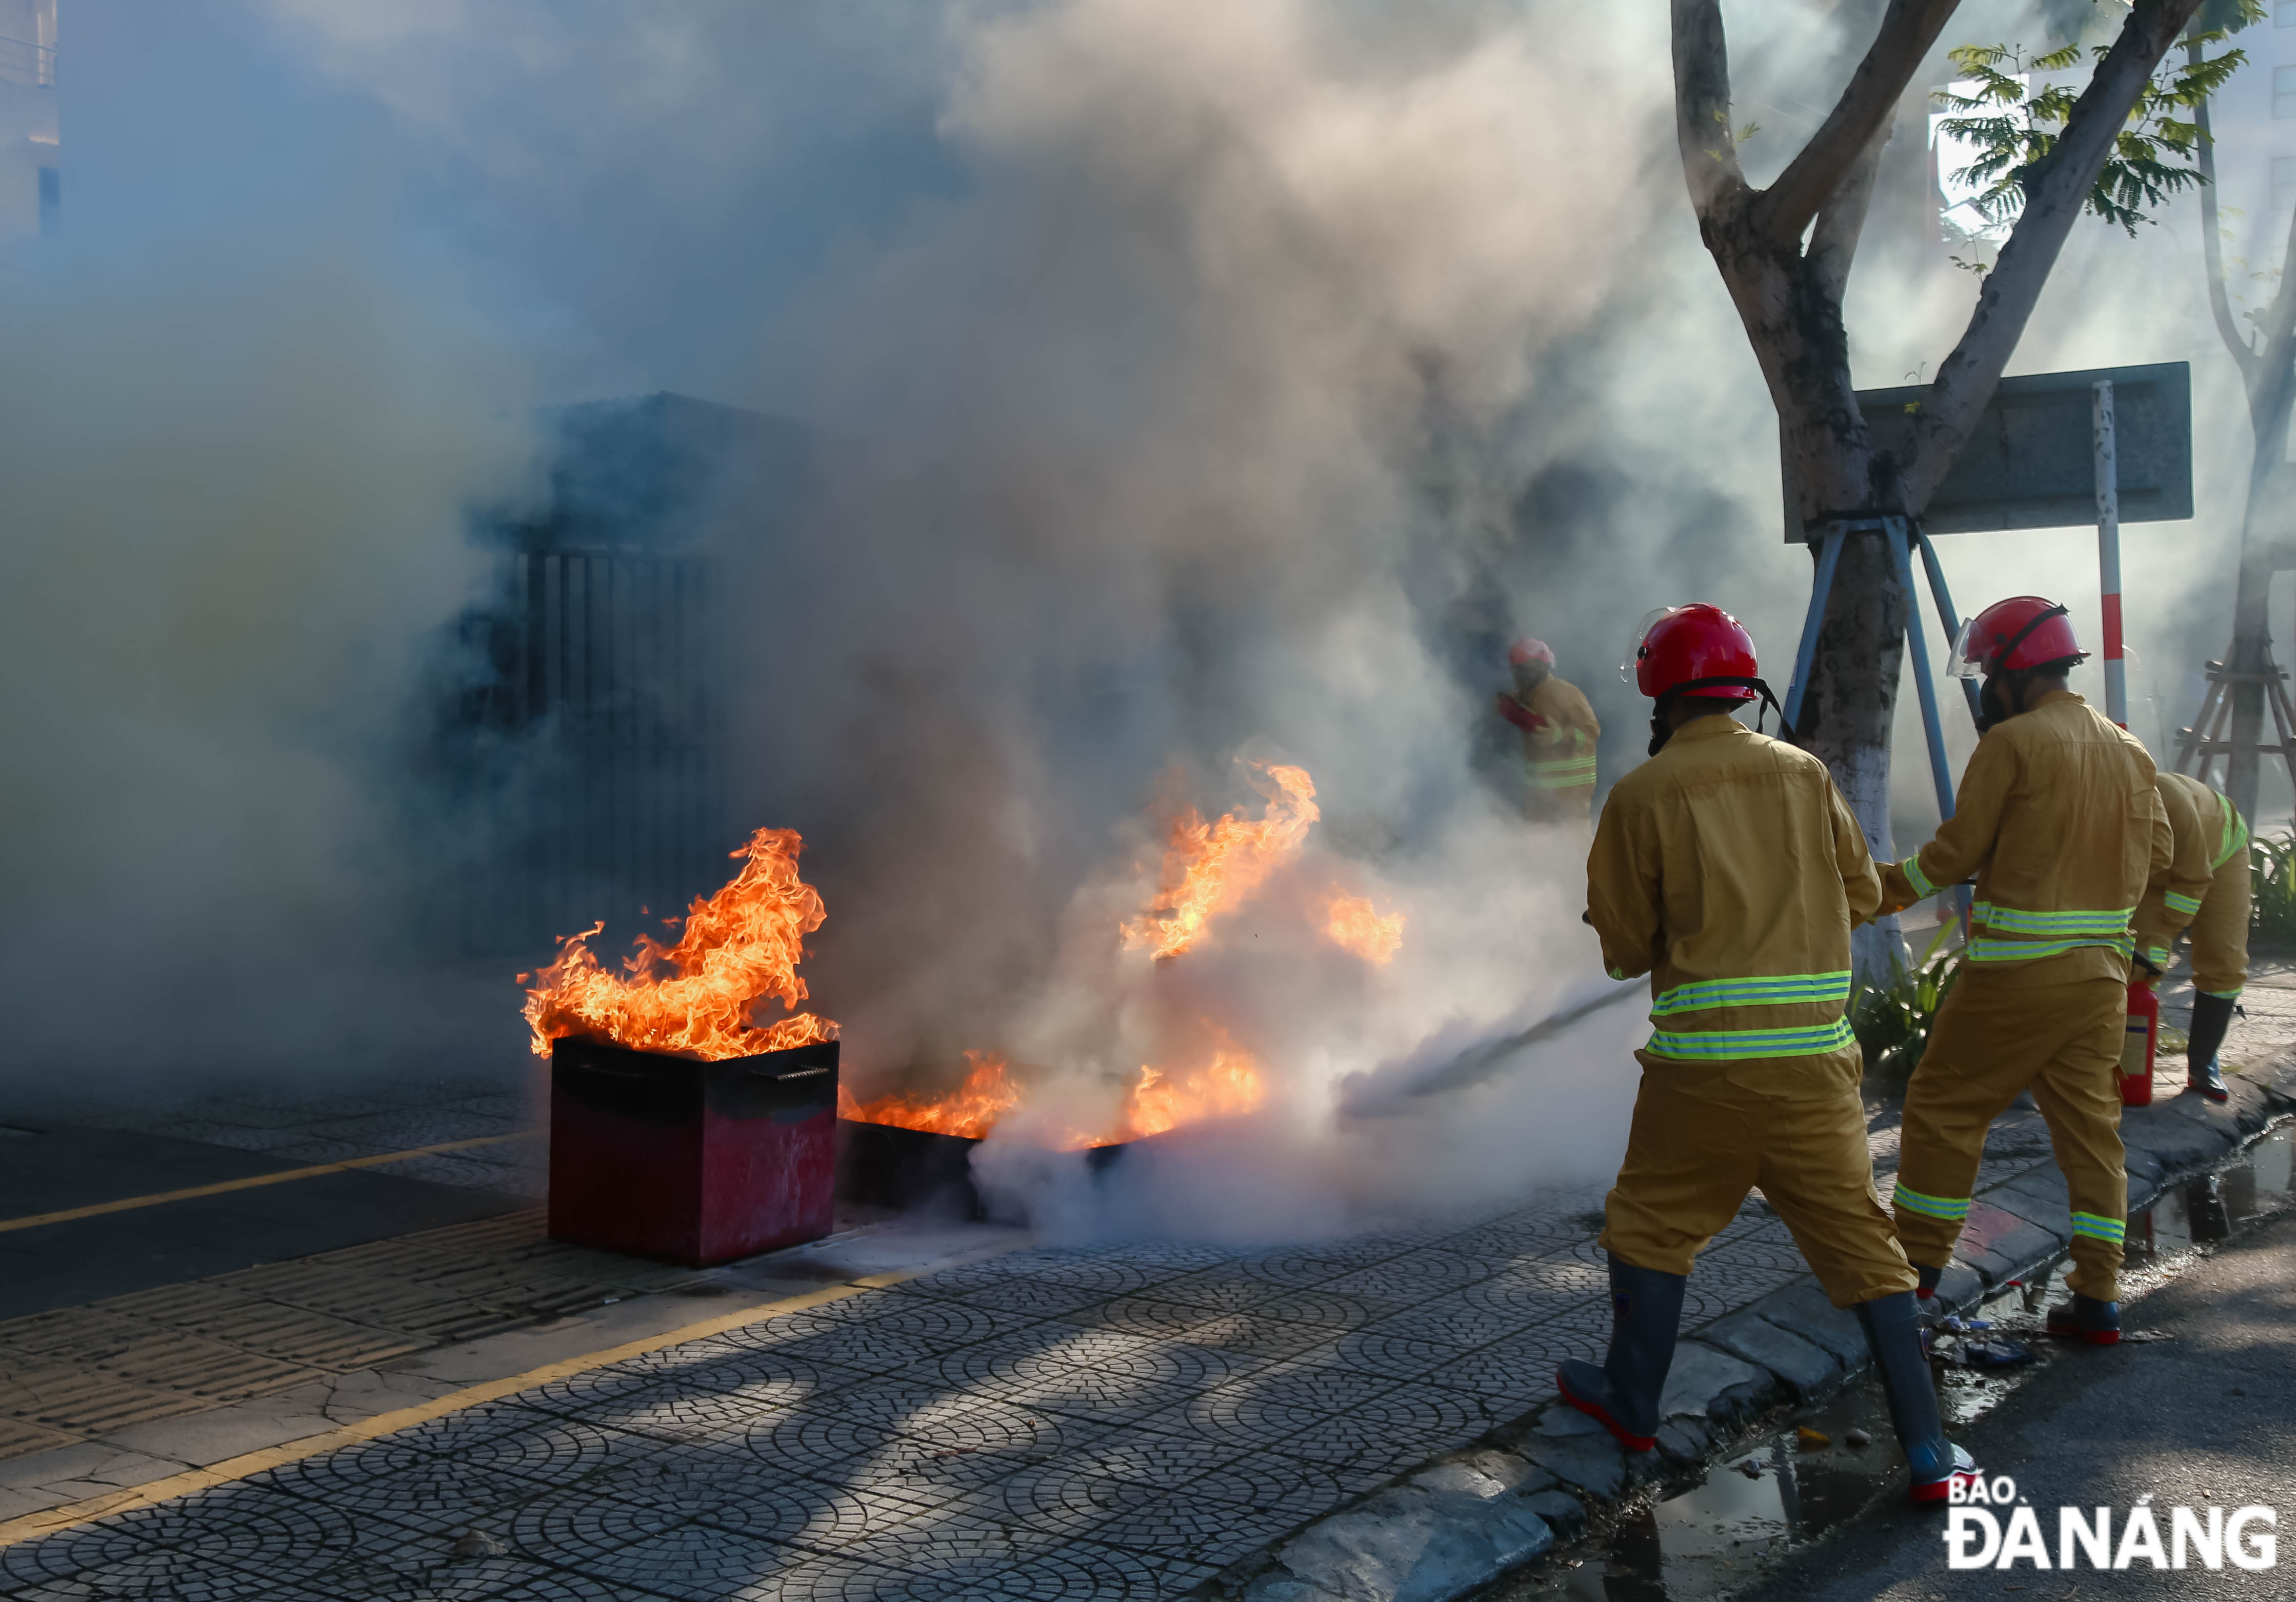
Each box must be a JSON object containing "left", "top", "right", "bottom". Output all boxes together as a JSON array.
[
  {"left": 840, "top": 1037, "right": 1266, "bottom": 1148},
  {"left": 1117, "top": 1032, "right": 1265, "bottom": 1139},
  {"left": 1121, "top": 761, "right": 1319, "bottom": 960},
  {"left": 838, "top": 1050, "right": 1020, "bottom": 1140},
  {"left": 1323, "top": 889, "right": 1404, "bottom": 965},
  {"left": 521, "top": 827, "right": 838, "bottom": 1060}
]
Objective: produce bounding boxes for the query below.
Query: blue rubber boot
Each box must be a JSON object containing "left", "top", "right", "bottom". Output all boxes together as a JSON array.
[
  {"left": 1555, "top": 1259, "right": 1684, "bottom": 1452},
  {"left": 2187, "top": 993, "right": 2234, "bottom": 1104},
  {"left": 1856, "top": 1291, "right": 1980, "bottom": 1505},
  {"left": 2046, "top": 1291, "right": 2121, "bottom": 1345}
]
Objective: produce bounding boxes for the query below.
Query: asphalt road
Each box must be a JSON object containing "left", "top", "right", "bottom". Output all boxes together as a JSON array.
[{"left": 1750, "top": 1212, "right": 2296, "bottom": 1600}]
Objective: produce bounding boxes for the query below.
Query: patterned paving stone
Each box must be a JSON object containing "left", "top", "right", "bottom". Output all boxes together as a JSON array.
[
  {"left": 1285, "top": 1327, "right": 1466, "bottom": 1383},
  {"left": 940, "top": 1279, "right": 1113, "bottom": 1319},
  {"left": 1228, "top": 1244, "right": 1414, "bottom": 1290},
  {"left": 1133, "top": 1367, "right": 1485, "bottom": 1474},
  {"left": 0, "top": 1519, "right": 155, "bottom": 1591},
  {"left": 946, "top": 1461, "right": 1165, "bottom": 1539},
  {"left": 1085, "top": 1481, "right": 1316, "bottom": 1565},
  {"left": 1045, "top": 1430, "right": 1255, "bottom": 1492},
  {"left": 256, "top": 1451, "right": 547, "bottom": 1538},
  {"left": 1140, "top": 1269, "right": 1303, "bottom": 1314},
  {"left": 1354, "top": 1289, "right": 1541, "bottom": 1349},
  {"left": 1420, "top": 1323, "right": 1608, "bottom": 1408},
  {"left": 991, "top": 1539, "right": 1215, "bottom": 1600},
  {"left": 506, "top": 1479, "right": 691, "bottom": 1566},
  {"left": 537, "top": 1521, "right": 807, "bottom": 1601},
  {"left": 1311, "top": 1250, "right": 1496, "bottom": 1300},
  {"left": 769, "top": 1296, "right": 1039, "bottom": 1347},
  {"left": 333, "top": 1557, "right": 639, "bottom": 1600},
  {"left": 401, "top": 1411, "right": 661, "bottom": 1486}
]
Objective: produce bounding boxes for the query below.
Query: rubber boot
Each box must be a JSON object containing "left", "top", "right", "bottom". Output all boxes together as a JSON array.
[
  {"left": 2046, "top": 1291, "right": 2121, "bottom": 1345},
  {"left": 1555, "top": 1259, "right": 1685, "bottom": 1452},
  {"left": 1855, "top": 1292, "right": 1980, "bottom": 1504},
  {"left": 2186, "top": 993, "right": 2234, "bottom": 1104}
]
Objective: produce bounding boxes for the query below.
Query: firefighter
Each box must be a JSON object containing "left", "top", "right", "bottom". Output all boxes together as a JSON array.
[
  {"left": 1878, "top": 596, "right": 2171, "bottom": 1346},
  {"left": 1495, "top": 637, "right": 1601, "bottom": 824},
  {"left": 1566, "top": 603, "right": 1977, "bottom": 1504},
  {"left": 2133, "top": 771, "right": 2249, "bottom": 1104}
]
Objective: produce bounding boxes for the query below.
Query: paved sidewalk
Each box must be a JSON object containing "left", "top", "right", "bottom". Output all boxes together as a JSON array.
[{"left": 0, "top": 1018, "right": 2286, "bottom": 1601}]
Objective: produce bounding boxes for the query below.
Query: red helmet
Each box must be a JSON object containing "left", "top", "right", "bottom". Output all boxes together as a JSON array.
[
  {"left": 1625, "top": 604, "right": 1759, "bottom": 703},
  {"left": 1950, "top": 595, "right": 2085, "bottom": 679},
  {"left": 1508, "top": 637, "right": 1553, "bottom": 667}
]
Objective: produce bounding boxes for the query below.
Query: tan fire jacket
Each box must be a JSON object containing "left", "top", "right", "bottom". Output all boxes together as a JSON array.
[
  {"left": 1508, "top": 674, "right": 1601, "bottom": 792},
  {"left": 1881, "top": 690, "right": 2171, "bottom": 986},
  {"left": 1588, "top": 715, "right": 1880, "bottom": 1068},
  {"left": 2132, "top": 771, "right": 2247, "bottom": 971}
]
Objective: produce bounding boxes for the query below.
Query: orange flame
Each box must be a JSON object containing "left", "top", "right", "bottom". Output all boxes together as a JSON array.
[
  {"left": 521, "top": 827, "right": 838, "bottom": 1060},
  {"left": 1116, "top": 1034, "right": 1266, "bottom": 1140},
  {"left": 1323, "top": 889, "right": 1404, "bottom": 965},
  {"left": 838, "top": 1050, "right": 1020, "bottom": 1140},
  {"left": 1121, "top": 761, "right": 1319, "bottom": 960}
]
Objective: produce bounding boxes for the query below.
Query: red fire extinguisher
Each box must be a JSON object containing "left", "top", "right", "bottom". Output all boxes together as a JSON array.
[{"left": 2121, "top": 980, "right": 2157, "bottom": 1108}]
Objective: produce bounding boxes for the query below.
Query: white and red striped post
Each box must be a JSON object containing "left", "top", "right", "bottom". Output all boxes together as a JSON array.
[{"left": 2094, "top": 378, "right": 2126, "bottom": 727}]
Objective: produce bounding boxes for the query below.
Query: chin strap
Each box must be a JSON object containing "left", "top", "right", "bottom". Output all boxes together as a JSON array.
[{"left": 1649, "top": 676, "right": 1788, "bottom": 754}]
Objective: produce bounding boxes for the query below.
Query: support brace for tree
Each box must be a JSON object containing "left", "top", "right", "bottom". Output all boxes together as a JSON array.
[{"left": 1784, "top": 517, "right": 1969, "bottom": 924}]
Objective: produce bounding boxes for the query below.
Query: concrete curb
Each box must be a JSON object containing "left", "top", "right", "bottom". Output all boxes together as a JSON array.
[{"left": 1200, "top": 1054, "right": 2296, "bottom": 1602}]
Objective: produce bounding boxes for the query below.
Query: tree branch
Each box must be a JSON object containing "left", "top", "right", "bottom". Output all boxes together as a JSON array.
[
  {"left": 1807, "top": 121, "right": 1892, "bottom": 311},
  {"left": 1671, "top": 0, "right": 1749, "bottom": 217},
  {"left": 1903, "top": 0, "right": 2207, "bottom": 512},
  {"left": 2192, "top": 45, "right": 2263, "bottom": 389},
  {"left": 2250, "top": 193, "right": 2296, "bottom": 431},
  {"left": 1752, "top": 0, "right": 1964, "bottom": 244}
]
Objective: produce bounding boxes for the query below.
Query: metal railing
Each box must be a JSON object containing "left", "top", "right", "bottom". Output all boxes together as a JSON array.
[{"left": 0, "top": 35, "right": 56, "bottom": 89}]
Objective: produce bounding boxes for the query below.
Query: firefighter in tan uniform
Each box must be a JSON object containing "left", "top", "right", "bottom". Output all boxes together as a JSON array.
[
  {"left": 1496, "top": 638, "right": 1600, "bottom": 824},
  {"left": 2133, "top": 771, "right": 2249, "bottom": 1104},
  {"left": 1563, "top": 603, "right": 1977, "bottom": 1504},
  {"left": 1879, "top": 597, "right": 2171, "bottom": 1346}
]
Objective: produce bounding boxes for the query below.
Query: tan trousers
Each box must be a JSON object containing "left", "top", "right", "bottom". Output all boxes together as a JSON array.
[
  {"left": 1601, "top": 1048, "right": 1915, "bottom": 1308},
  {"left": 2187, "top": 847, "right": 2251, "bottom": 998},
  {"left": 1525, "top": 782, "right": 1595, "bottom": 826},
  {"left": 1893, "top": 969, "right": 2126, "bottom": 1301}
]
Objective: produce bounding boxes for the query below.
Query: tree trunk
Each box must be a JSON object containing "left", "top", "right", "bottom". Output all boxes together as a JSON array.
[{"left": 1800, "top": 534, "right": 1911, "bottom": 976}]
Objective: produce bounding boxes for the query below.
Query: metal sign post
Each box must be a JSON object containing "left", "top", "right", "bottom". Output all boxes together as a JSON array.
[{"left": 2094, "top": 378, "right": 2126, "bottom": 727}]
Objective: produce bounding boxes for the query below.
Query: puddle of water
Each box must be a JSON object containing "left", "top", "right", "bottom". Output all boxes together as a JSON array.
[{"left": 1500, "top": 1121, "right": 2295, "bottom": 1601}]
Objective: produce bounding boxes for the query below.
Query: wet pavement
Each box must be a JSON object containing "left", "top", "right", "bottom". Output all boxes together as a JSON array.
[{"left": 1489, "top": 1121, "right": 2296, "bottom": 1602}]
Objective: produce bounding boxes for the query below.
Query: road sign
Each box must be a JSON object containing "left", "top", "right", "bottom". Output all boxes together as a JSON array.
[{"left": 1781, "top": 361, "right": 2192, "bottom": 539}]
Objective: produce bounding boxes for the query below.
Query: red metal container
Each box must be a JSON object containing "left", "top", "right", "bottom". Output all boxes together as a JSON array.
[
  {"left": 2120, "top": 980, "right": 2157, "bottom": 1108},
  {"left": 549, "top": 1035, "right": 837, "bottom": 1266}
]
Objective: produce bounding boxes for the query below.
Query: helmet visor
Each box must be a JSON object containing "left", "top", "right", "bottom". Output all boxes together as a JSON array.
[
  {"left": 1947, "top": 617, "right": 1986, "bottom": 679},
  {"left": 1620, "top": 606, "right": 1678, "bottom": 684}
]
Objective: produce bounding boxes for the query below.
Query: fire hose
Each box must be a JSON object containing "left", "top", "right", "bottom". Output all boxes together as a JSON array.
[{"left": 1340, "top": 979, "right": 1644, "bottom": 1118}]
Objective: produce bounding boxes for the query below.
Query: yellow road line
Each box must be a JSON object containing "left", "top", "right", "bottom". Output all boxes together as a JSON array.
[
  {"left": 0, "top": 1134, "right": 532, "bottom": 1235},
  {"left": 0, "top": 1280, "right": 867, "bottom": 1548}
]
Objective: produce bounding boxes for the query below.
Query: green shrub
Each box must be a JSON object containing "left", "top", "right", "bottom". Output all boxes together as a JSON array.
[
  {"left": 2252, "top": 832, "right": 2296, "bottom": 949},
  {"left": 1852, "top": 922, "right": 1963, "bottom": 1092}
]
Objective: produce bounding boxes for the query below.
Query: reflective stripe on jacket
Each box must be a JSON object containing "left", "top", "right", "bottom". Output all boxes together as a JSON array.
[
  {"left": 1516, "top": 675, "right": 1601, "bottom": 791},
  {"left": 1588, "top": 714, "right": 1880, "bottom": 1065},
  {"left": 1883, "top": 690, "right": 2171, "bottom": 985},
  {"left": 2132, "top": 771, "right": 2246, "bottom": 969}
]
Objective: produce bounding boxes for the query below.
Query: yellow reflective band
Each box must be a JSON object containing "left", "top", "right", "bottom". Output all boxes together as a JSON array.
[
  {"left": 2212, "top": 798, "right": 2250, "bottom": 871},
  {"left": 2070, "top": 1212, "right": 2125, "bottom": 1245},
  {"left": 2201, "top": 987, "right": 2244, "bottom": 1000},
  {"left": 1649, "top": 972, "right": 1852, "bottom": 1018},
  {"left": 1528, "top": 756, "right": 1598, "bottom": 787},
  {"left": 2163, "top": 890, "right": 2202, "bottom": 917},
  {"left": 1644, "top": 1016, "right": 1856, "bottom": 1062},
  {"left": 1901, "top": 856, "right": 1938, "bottom": 899},
  {"left": 1968, "top": 934, "right": 2137, "bottom": 964},
  {"left": 2140, "top": 945, "right": 2170, "bottom": 969},
  {"left": 1971, "top": 902, "right": 2134, "bottom": 937},
  {"left": 1891, "top": 1181, "right": 1971, "bottom": 1222}
]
